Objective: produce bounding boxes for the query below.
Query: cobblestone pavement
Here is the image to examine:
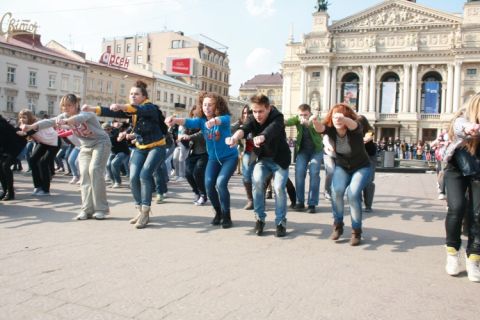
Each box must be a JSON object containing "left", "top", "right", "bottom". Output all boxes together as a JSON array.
[{"left": 0, "top": 170, "right": 477, "bottom": 320}]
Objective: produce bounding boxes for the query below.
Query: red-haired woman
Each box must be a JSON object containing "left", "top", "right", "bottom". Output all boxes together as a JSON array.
[{"left": 312, "top": 104, "right": 373, "bottom": 246}]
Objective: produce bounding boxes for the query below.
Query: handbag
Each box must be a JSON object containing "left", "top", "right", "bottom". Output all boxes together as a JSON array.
[{"left": 453, "top": 147, "right": 480, "bottom": 176}]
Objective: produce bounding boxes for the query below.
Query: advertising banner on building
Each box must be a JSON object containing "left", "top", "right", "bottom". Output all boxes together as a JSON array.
[
  {"left": 381, "top": 82, "right": 397, "bottom": 113},
  {"left": 342, "top": 83, "right": 358, "bottom": 110},
  {"left": 424, "top": 81, "right": 440, "bottom": 114},
  {"left": 166, "top": 57, "right": 193, "bottom": 76}
]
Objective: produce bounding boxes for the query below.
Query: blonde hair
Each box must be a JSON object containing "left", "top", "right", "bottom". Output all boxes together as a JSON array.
[
  {"left": 18, "top": 109, "right": 37, "bottom": 124},
  {"left": 463, "top": 92, "right": 480, "bottom": 155},
  {"left": 60, "top": 94, "right": 81, "bottom": 111}
]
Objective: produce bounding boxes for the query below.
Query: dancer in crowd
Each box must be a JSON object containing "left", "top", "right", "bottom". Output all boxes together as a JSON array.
[
  {"left": 235, "top": 105, "right": 255, "bottom": 210},
  {"left": 443, "top": 93, "right": 480, "bottom": 282},
  {"left": 0, "top": 115, "right": 27, "bottom": 200},
  {"left": 103, "top": 122, "right": 130, "bottom": 188},
  {"left": 227, "top": 94, "right": 291, "bottom": 237},
  {"left": 183, "top": 105, "right": 208, "bottom": 205},
  {"left": 358, "top": 115, "right": 377, "bottom": 212},
  {"left": 312, "top": 104, "right": 373, "bottom": 246},
  {"left": 18, "top": 109, "right": 60, "bottom": 196},
  {"left": 21, "top": 94, "right": 110, "bottom": 219},
  {"left": 83, "top": 80, "right": 166, "bottom": 229},
  {"left": 166, "top": 92, "right": 238, "bottom": 228},
  {"left": 285, "top": 103, "right": 323, "bottom": 214}
]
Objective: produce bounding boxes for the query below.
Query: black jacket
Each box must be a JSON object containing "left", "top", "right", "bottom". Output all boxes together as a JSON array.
[
  {"left": 240, "top": 106, "right": 291, "bottom": 169},
  {"left": 0, "top": 116, "right": 27, "bottom": 158}
]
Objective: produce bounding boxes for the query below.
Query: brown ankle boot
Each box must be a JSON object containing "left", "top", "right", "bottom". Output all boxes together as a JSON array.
[
  {"left": 243, "top": 182, "right": 253, "bottom": 210},
  {"left": 129, "top": 205, "right": 142, "bottom": 224},
  {"left": 350, "top": 228, "right": 362, "bottom": 246},
  {"left": 330, "top": 222, "right": 344, "bottom": 240}
]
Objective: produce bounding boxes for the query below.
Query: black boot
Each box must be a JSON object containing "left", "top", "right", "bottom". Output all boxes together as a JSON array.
[
  {"left": 211, "top": 207, "right": 222, "bottom": 226},
  {"left": 222, "top": 211, "right": 232, "bottom": 229},
  {"left": 2, "top": 189, "right": 14, "bottom": 201}
]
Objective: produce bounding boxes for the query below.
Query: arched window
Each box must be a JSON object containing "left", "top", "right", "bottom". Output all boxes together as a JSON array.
[
  {"left": 420, "top": 71, "right": 442, "bottom": 114},
  {"left": 267, "top": 89, "right": 275, "bottom": 105},
  {"left": 341, "top": 73, "right": 359, "bottom": 111},
  {"left": 380, "top": 72, "right": 400, "bottom": 113}
]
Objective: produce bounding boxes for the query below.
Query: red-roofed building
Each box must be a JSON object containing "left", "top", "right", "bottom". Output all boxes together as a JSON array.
[
  {"left": 0, "top": 33, "right": 86, "bottom": 118},
  {"left": 239, "top": 72, "right": 283, "bottom": 110}
]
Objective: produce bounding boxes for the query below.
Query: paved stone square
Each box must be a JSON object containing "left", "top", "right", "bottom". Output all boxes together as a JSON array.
[{"left": 0, "top": 170, "right": 477, "bottom": 320}]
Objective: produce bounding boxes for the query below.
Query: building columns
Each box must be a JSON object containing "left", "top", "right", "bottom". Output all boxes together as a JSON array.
[
  {"left": 446, "top": 63, "right": 454, "bottom": 114},
  {"left": 329, "top": 66, "right": 337, "bottom": 109},
  {"left": 323, "top": 65, "right": 330, "bottom": 112},
  {"left": 282, "top": 72, "right": 292, "bottom": 115},
  {"left": 368, "top": 65, "right": 376, "bottom": 112},
  {"left": 361, "top": 65, "right": 369, "bottom": 113},
  {"left": 300, "top": 66, "right": 306, "bottom": 105},
  {"left": 409, "top": 64, "right": 418, "bottom": 113},
  {"left": 452, "top": 61, "right": 462, "bottom": 113},
  {"left": 402, "top": 64, "right": 410, "bottom": 113}
]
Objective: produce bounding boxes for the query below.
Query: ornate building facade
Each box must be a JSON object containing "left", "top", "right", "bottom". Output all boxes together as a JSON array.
[{"left": 282, "top": 0, "right": 480, "bottom": 143}]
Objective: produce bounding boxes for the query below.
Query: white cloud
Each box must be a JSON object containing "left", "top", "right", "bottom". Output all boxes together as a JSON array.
[
  {"left": 245, "top": 0, "right": 275, "bottom": 17},
  {"left": 245, "top": 47, "right": 274, "bottom": 72}
]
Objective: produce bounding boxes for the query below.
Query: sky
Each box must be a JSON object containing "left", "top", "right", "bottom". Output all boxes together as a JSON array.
[{"left": 1, "top": 0, "right": 467, "bottom": 96}]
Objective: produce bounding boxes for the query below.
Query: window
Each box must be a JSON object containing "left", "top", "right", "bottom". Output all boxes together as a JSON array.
[
  {"left": 136, "top": 56, "right": 143, "bottom": 64},
  {"left": 61, "top": 76, "right": 69, "bottom": 91},
  {"left": 156, "top": 90, "right": 161, "bottom": 101},
  {"left": 48, "top": 74, "right": 56, "bottom": 88},
  {"left": 420, "top": 72, "right": 443, "bottom": 114},
  {"left": 137, "top": 43, "right": 143, "bottom": 51},
  {"left": 171, "top": 40, "right": 182, "bottom": 49},
  {"left": 116, "top": 45, "right": 121, "bottom": 53},
  {"left": 312, "top": 71, "right": 321, "bottom": 78},
  {"left": 189, "top": 97, "right": 192, "bottom": 106},
  {"left": 170, "top": 93, "right": 174, "bottom": 103},
  {"left": 176, "top": 95, "right": 180, "bottom": 103},
  {"left": 98, "top": 79, "right": 103, "bottom": 93},
  {"left": 106, "top": 45, "right": 111, "bottom": 53},
  {"left": 7, "top": 66, "right": 16, "bottom": 83},
  {"left": 48, "top": 100, "right": 54, "bottom": 115},
  {"left": 28, "top": 98, "right": 36, "bottom": 113},
  {"left": 6, "top": 96, "right": 14, "bottom": 112},
  {"left": 106, "top": 81, "right": 112, "bottom": 94},
  {"left": 380, "top": 72, "right": 400, "bottom": 113},
  {"left": 164, "top": 92, "right": 168, "bottom": 102},
  {"left": 88, "top": 79, "right": 94, "bottom": 91},
  {"left": 120, "top": 83, "right": 126, "bottom": 96},
  {"left": 126, "top": 44, "right": 132, "bottom": 53},
  {"left": 29, "top": 71, "right": 37, "bottom": 86},
  {"left": 467, "top": 68, "right": 477, "bottom": 76},
  {"left": 183, "top": 96, "right": 187, "bottom": 104},
  {"left": 74, "top": 78, "right": 81, "bottom": 92}
]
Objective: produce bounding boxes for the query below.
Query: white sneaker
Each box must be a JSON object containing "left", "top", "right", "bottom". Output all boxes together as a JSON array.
[
  {"left": 36, "top": 190, "right": 50, "bottom": 196},
  {"left": 75, "top": 212, "right": 89, "bottom": 220},
  {"left": 175, "top": 177, "right": 186, "bottom": 183},
  {"left": 324, "top": 192, "right": 332, "bottom": 200},
  {"left": 465, "top": 254, "right": 480, "bottom": 282},
  {"left": 445, "top": 247, "right": 461, "bottom": 276},
  {"left": 93, "top": 212, "right": 106, "bottom": 220},
  {"left": 69, "top": 176, "right": 79, "bottom": 184},
  {"left": 111, "top": 183, "right": 121, "bottom": 189},
  {"left": 438, "top": 193, "right": 446, "bottom": 200}
]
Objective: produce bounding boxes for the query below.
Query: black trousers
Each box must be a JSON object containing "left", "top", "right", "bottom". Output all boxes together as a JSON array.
[
  {"left": 29, "top": 143, "right": 59, "bottom": 193},
  {"left": 0, "top": 153, "right": 15, "bottom": 195},
  {"left": 445, "top": 164, "right": 480, "bottom": 256},
  {"left": 185, "top": 153, "right": 208, "bottom": 196}
]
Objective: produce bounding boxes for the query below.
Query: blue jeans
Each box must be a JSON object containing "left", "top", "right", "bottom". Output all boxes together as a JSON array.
[
  {"left": 331, "top": 165, "right": 372, "bottom": 229},
  {"left": 154, "top": 163, "right": 168, "bottom": 195},
  {"left": 295, "top": 150, "right": 323, "bottom": 206},
  {"left": 107, "top": 152, "right": 129, "bottom": 184},
  {"left": 130, "top": 146, "right": 166, "bottom": 206},
  {"left": 241, "top": 151, "right": 255, "bottom": 184},
  {"left": 204, "top": 156, "right": 237, "bottom": 214},
  {"left": 68, "top": 147, "right": 80, "bottom": 177},
  {"left": 252, "top": 158, "right": 289, "bottom": 225}
]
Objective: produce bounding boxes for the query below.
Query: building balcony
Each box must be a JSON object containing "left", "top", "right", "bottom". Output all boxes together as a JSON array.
[
  {"left": 378, "top": 113, "right": 398, "bottom": 120},
  {"left": 420, "top": 113, "right": 441, "bottom": 120}
]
